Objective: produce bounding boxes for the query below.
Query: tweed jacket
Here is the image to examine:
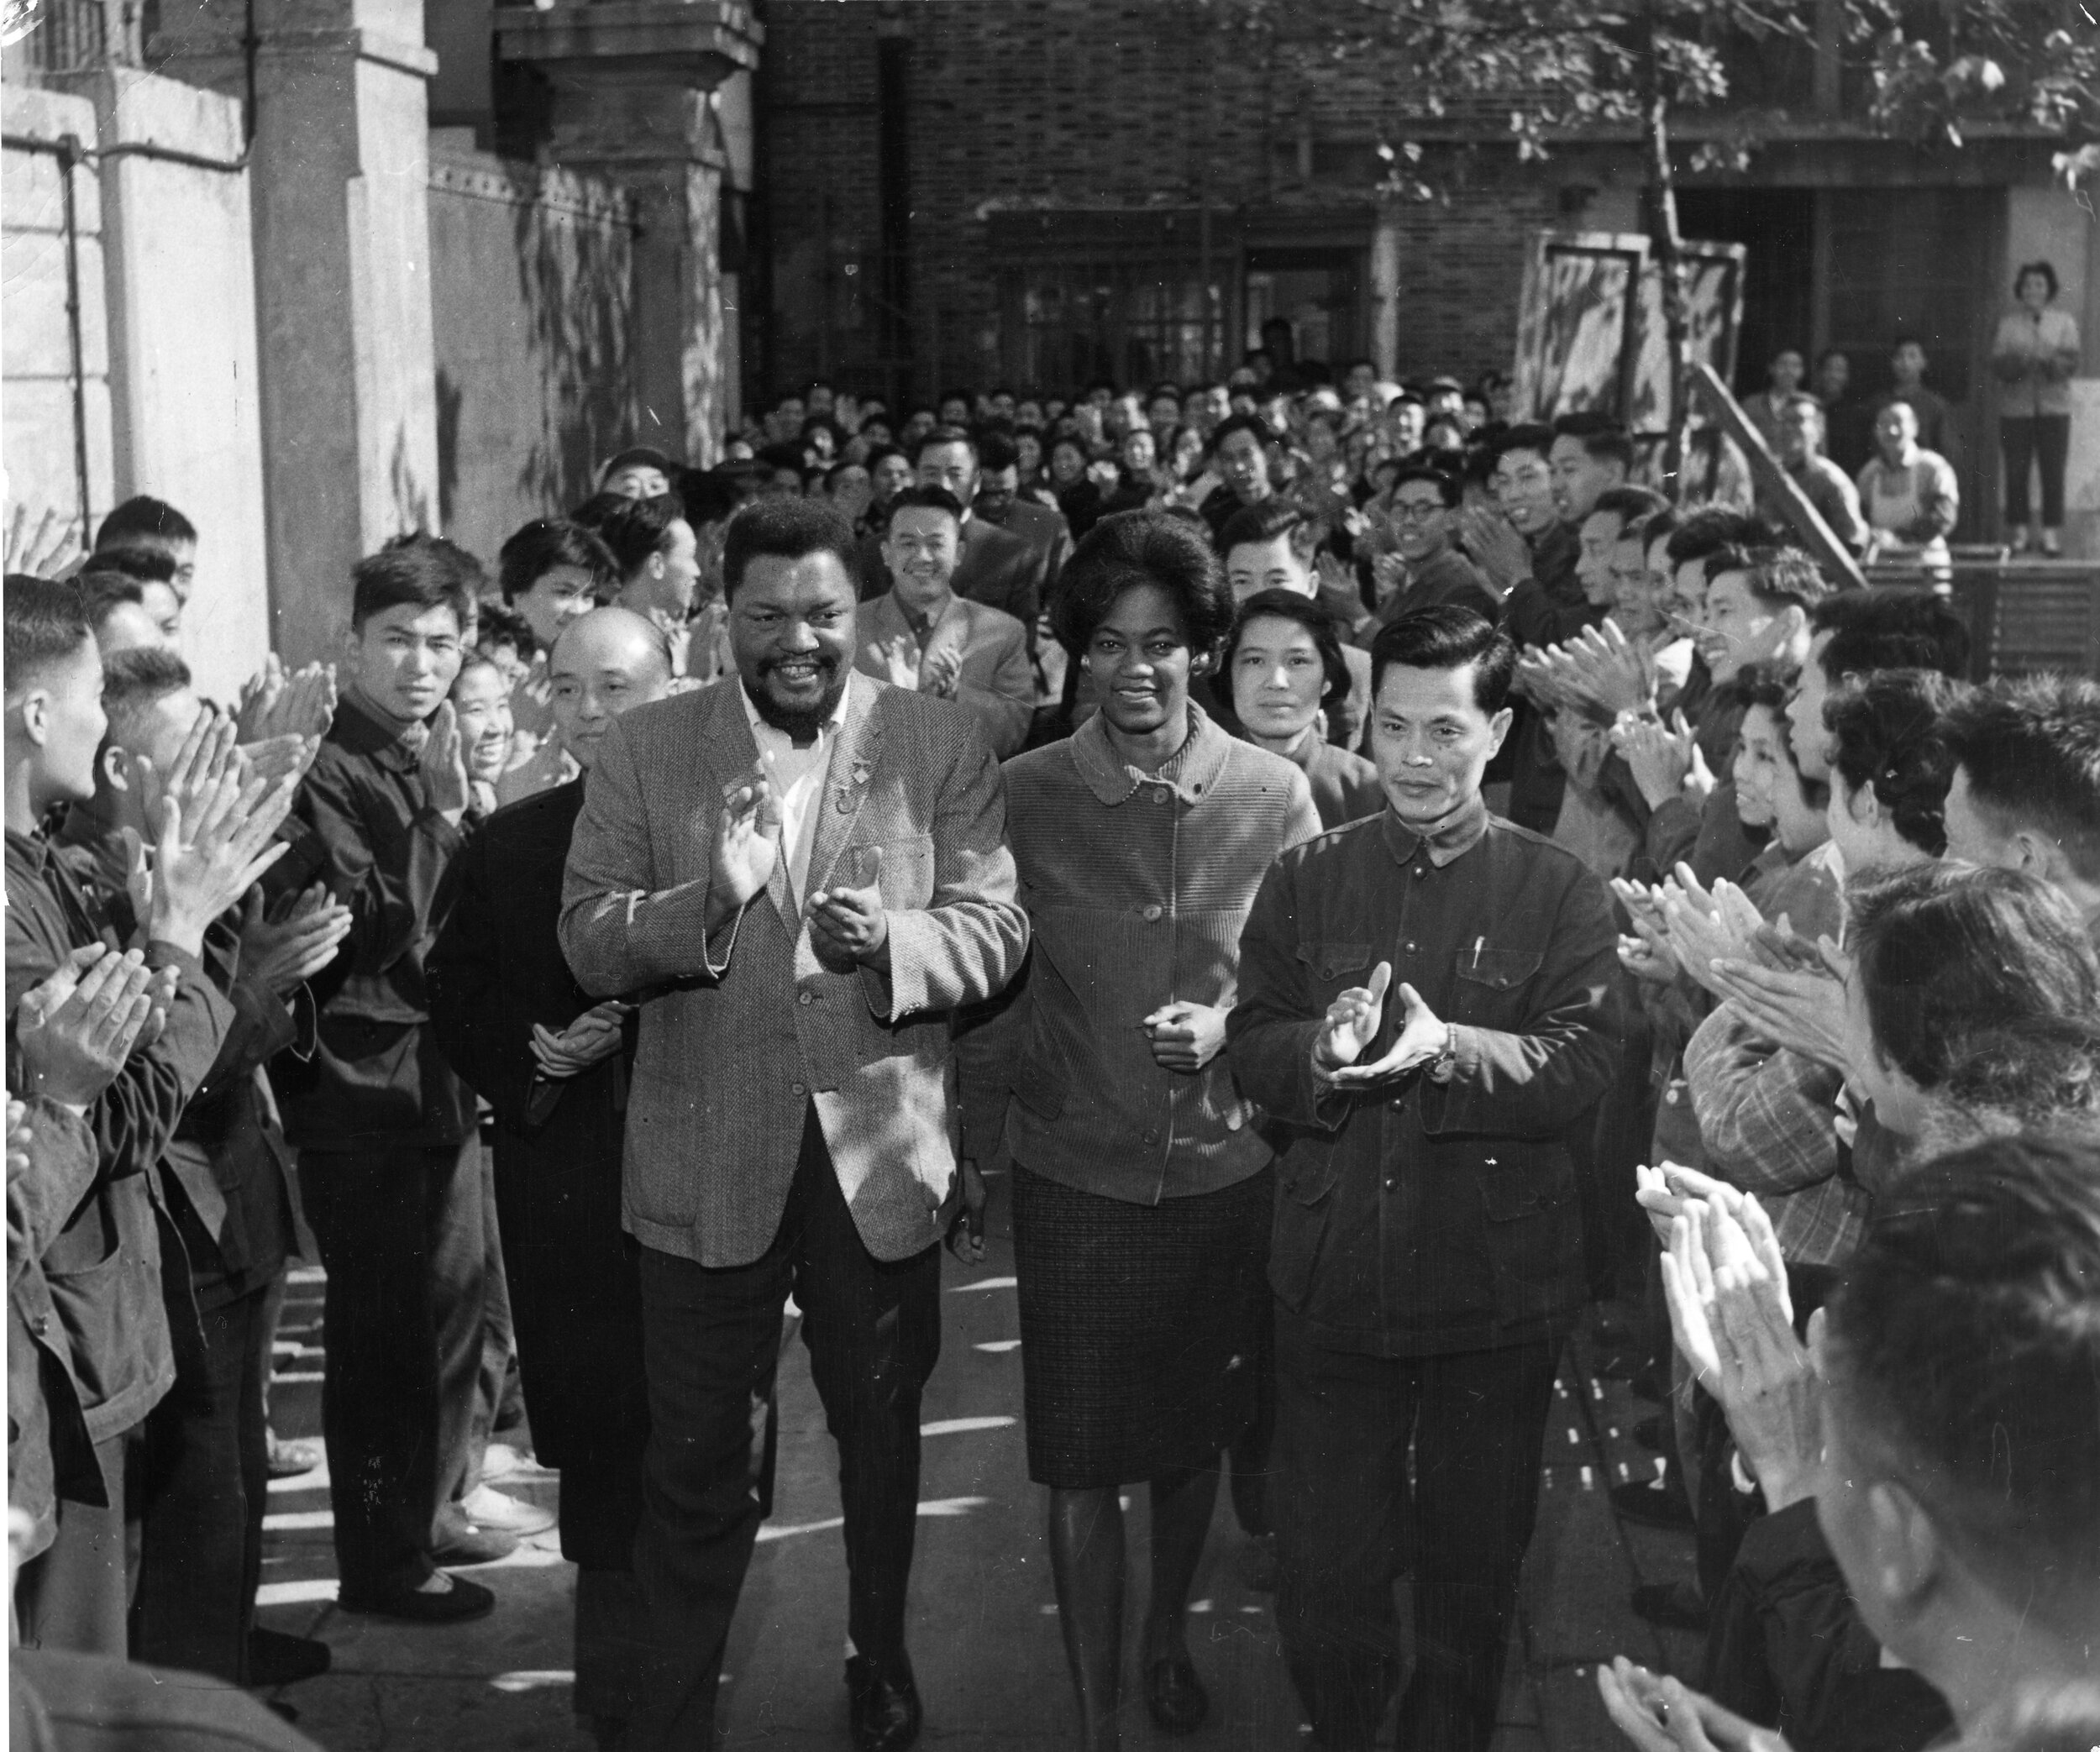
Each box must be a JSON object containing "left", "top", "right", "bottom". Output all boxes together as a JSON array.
[
  {"left": 853, "top": 590, "right": 1036, "bottom": 760},
  {"left": 559, "top": 669, "right": 1029, "bottom": 1266}
]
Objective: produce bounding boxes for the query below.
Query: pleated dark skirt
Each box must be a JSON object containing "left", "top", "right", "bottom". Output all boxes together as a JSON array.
[{"left": 1011, "top": 1162, "right": 1273, "bottom": 1489}]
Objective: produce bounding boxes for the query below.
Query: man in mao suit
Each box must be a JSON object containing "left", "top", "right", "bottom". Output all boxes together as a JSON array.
[
  {"left": 853, "top": 486, "right": 1034, "bottom": 759},
  {"left": 428, "top": 608, "right": 676, "bottom": 1749},
  {"left": 559, "top": 498, "right": 1028, "bottom": 1752}
]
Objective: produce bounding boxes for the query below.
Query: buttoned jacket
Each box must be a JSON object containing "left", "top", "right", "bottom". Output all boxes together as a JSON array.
[
  {"left": 559, "top": 671, "right": 1028, "bottom": 1266},
  {"left": 853, "top": 591, "right": 1035, "bottom": 760}
]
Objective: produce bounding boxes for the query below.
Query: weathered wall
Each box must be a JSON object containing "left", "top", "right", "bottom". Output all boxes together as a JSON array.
[
  {"left": 2, "top": 85, "right": 114, "bottom": 554},
  {"left": 64, "top": 67, "right": 270, "bottom": 701},
  {"left": 427, "top": 135, "right": 639, "bottom": 564}
]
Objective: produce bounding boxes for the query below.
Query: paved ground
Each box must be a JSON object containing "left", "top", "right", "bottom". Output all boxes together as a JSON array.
[{"left": 256, "top": 1166, "right": 1704, "bottom": 1750}]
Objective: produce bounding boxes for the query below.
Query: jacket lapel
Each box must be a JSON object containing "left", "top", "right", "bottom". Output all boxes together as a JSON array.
[{"left": 806, "top": 671, "right": 884, "bottom": 900}]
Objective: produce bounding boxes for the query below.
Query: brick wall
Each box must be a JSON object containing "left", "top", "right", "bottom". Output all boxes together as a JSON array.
[{"left": 756, "top": 0, "right": 1589, "bottom": 402}]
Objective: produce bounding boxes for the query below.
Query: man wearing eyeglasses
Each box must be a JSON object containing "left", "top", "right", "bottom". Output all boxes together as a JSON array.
[{"left": 1368, "top": 465, "right": 1498, "bottom": 637}]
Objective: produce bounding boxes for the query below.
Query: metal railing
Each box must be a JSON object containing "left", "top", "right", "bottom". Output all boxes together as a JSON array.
[{"left": 1863, "top": 553, "right": 2100, "bottom": 682}]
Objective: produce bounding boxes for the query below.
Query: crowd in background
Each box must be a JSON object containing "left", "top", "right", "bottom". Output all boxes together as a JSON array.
[{"left": 3, "top": 275, "right": 2098, "bottom": 1752}]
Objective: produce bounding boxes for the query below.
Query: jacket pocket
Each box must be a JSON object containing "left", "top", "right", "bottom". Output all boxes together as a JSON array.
[
  {"left": 1476, "top": 1156, "right": 1582, "bottom": 1327},
  {"left": 1449, "top": 947, "right": 1544, "bottom": 1028},
  {"left": 1298, "top": 941, "right": 1373, "bottom": 984},
  {"left": 1011, "top": 1057, "right": 1067, "bottom": 1121}
]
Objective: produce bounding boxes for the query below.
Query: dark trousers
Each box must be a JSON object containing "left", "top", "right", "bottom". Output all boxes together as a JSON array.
[
  {"left": 1274, "top": 1310, "right": 1561, "bottom": 1752},
  {"left": 633, "top": 1108, "right": 942, "bottom": 1752},
  {"left": 15, "top": 1424, "right": 143, "bottom": 1656},
  {"left": 301, "top": 1136, "right": 486, "bottom": 1598},
  {"left": 2002, "top": 414, "right": 2071, "bottom": 527},
  {"left": 460, "top": 1142, "right": 512, "bottom": 1503},
  {"left": 130, "top": 1283, "right": 271, "bottom": 1681}
]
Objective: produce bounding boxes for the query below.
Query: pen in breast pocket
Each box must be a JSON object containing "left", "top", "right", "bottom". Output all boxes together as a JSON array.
[{"left": 1473, "top": 936, "right": 1484, "bottom": 968}]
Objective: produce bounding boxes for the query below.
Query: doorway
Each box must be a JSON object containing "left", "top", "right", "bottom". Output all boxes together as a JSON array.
[{"left": 1243, "top": 249, "right": 1362, "bottom": 376}]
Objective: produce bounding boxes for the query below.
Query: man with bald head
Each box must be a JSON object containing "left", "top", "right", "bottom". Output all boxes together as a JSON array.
[{"left": 428, "top": 606, "right": 674, "bottom": 1750}]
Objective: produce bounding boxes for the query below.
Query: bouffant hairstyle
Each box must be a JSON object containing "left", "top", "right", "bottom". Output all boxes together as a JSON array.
[{"left": 1051, "top": 510, "right": 1236, "bottom": 659}]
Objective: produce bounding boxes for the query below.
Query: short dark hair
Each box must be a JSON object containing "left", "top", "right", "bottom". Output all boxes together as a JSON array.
[
  {"left": 1491, "top": 422, "right": 1557, "bottom": 466},
  {"left": 2013, "top": 259, "right": 2060, "bottom": 301},
  {"left": 1812, "top": 587, "right": 1971, "bottom": 682},
  {"left": 1216, "top": 498, "right": 1309, "bottom": 559},
  {"left": 882, "top": 485, "right": 965, "bottom": 532},
  {"left": 911, "top": 424, "right": 978, "bottom": 465},
  {"left": 96, "top": 546, "right": 178, "bottom": 586},
  {"left": 1388, "top": 464, "right": 1461, "bottom": 508},
  {"left": 350, "top": 541, "right": 473, "bottom": 633},
  {"left": 720, "top": 496, "right": 858, "bottom": 602},
  {"left": 476, "top": 601, "right": 538, "bottom": 662},
  {"left": 1742, "top": 545, "right": 1836, "bottom": 611},
  {"left": 1824, "top": 669, "right": 1963, "bottom": 855},
  {"left": 380, "top": 531, "right": 488, "bottom": 601},
  {"left": 100, "top": 645, "right": 192, "bottom": 745},
  {"left": 1551, "top": 412, "right": 1635, "bottom": 472},
  {"left": 71, "top": 570, "right": 150, "bottom": 637},
  {"left": 1220, "top": 589, "right": 1353, "bottom": 718},
  {"left": 4, "top": 575, "right": 94, "bottom": 690},
  {"left": 1368, "top": 606, "right": 1516, "bottom": 714},
  {"left": 1945, "top": 676, "right": 2100, "bottom": 882},
  {"left": 600, "top": 445, "right": 675, "bottom": 483},
  {"left": 497, "top": 517, "right": 619, "bottom": 605},
  {"left": 1940, "top": 1015, "right": 2100, "bottom": 1136},
  {"left": 1590, "top": 485, "right": 1668, "bottom": 531},
  {"left": 595, "top": 495, "right": 685, "bottom": 580},
  {"left": 1051, "top": 510, "right": 1235, "bottom": 658},
  {"left": 1206, "top": 413, "right": 1273, "bottom": 457},
  {"left": 1851, "top": 863, "right": 2100, "bottom": 1094},
  {"left": 1827, "top": 1130, "right": 2100, "bottom": 1628},
  {"left": 95, "top": 495, "right": 196, "bottom": 552},
  {"left": 1665, "top": 507, "right": 1772, "bottom": 569},
  {"left": 976, "top": 430, "right": 1020, "bottom": 473}
]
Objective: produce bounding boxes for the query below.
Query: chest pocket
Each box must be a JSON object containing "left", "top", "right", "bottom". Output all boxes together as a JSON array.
[
  {"left": 1297, "top": 941, "right": 1373, "bottom": 993},
  {"left": 1448, "top": 947, "right": 1542, "bottom": 1028}
]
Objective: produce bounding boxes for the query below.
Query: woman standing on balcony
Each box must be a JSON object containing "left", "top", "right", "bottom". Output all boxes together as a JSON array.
[{"left": 1992, "top": 259, "right": 2082, "bottom": 555}]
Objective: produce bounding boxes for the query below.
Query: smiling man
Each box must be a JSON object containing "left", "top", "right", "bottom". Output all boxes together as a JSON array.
[
  {"left": 856, "top": 486, "right": 1033, "bottom": 758},
  {"left": 560, "top": 496, "right": 1027, "bottom": 1752},
  {"left": 1228, "top": 605, "right": 1622, "bottom": 1752}
]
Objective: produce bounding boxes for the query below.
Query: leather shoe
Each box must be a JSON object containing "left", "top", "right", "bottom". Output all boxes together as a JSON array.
[
  {"left": 845, "top": 1654, "right": 922, "bottom": 1752},
  {"left": 1145, "top": 1654, "right": 1209, "bottom": 1736},
  {"left": 338, "top": 1573, "right": 495, "bottom": 1623},
  {"left": 248, "top": 1627, "right": 331, "bottom": 1686}
]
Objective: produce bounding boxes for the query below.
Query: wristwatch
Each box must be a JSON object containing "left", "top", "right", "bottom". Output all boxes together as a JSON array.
[{"left": 1429, "top": 1022, "right": 1459, "bottom": 1083}]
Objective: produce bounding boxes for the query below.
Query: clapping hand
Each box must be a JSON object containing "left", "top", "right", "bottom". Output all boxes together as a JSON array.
[
  {"left": 238, "top": 883, "right": 352, "bottom": 995},
  {"left": 1598, "top": 1660, "right": 1793, "bottom": 1752},
  {"left": 869, "top": 632, "right": 921, "bottom": 691},
  {"left": 530, "top": 1001, "right": 630, "bottom": 1080},
  {"left": 1707, "top": 936, "right": 1851, "bottom": 1071},
  {"left": 918, "top": 643, "right": 963, "bottom": 700},
  {"left": 1614, "top": 711, "right": 1697, "bottom": 810},
  {"left": 1633, "top": 1160, "right": 1750, "bottom": 1246},
  {"left": 1661, "top": 865, "right": 1765, "bottom": 998},
  {"left": 1141, "top": 1000, "right": 1230, "bottom": 1073},
  {"left": 808, "top": 847, "right": 889, "bottom": 973},
  {"left": 708, "top": 758, "right": 782, "bottom": 925},
  {"left": 5, "top": 502, "right": 80, "bottom": 579},
  {"left": 1456, "top": 504, "right": 1531, "bottom": 593},
  {"left": 1662, "top": 1196, "right": 1821, "bottom": 1513},
  {"left": 1565, "top": 621, "right": 1656, "bottom": 717},
  {"left": 237, "top": 655, "right": 338, "bottom": 744},
  {"left": 132, "top": 749, "right": 299, "bottom": 958},
  {"left": 1313, "top": 553, "right": 1368, "bottom": 633},
  {"left": 1315, "top": 963, "right": 1448, "bottom": 1089},
  {"left": 13, "top": 945, "right": 160, "bottom": 1108},
  {"left": 419, "top": 701, "right": 470, "bottom": 821},
  {"left": 238, "top": 733, "right": 319, "bottom": 791}
]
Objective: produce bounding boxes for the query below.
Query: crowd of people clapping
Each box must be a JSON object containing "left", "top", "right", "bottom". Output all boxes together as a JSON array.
[{"left": 3, "top": 320, "right": 2097, "bottom": 1752}]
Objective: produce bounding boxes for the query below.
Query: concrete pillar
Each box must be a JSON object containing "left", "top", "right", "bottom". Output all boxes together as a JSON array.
[
  {"left": 55, "top": 66, "right": 271, "bottom": 700},
  {"left": 1369, "top": 199, "right": 1401, "bottom": 381},
  {"left": 494, "top": 2, "right": 762, "bottom": 468},
  {"left": 149, "top": 0, "right": 441, "bottom": 664}
]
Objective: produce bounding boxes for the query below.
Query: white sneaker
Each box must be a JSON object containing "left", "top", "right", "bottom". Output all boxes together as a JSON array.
[{"left": 459, "top": 1482, "right": 555, "bottom": 1536}]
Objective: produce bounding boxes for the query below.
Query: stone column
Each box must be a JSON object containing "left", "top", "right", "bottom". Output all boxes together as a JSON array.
[
  {"left": 494, "top": 2, "right": 762, "bottom": 469},
  {"left": 1369, "top": 198, "right": 1403, "bottom": 382},
  {"left": 148, "top": 0, "right": 441, "bottom": 664}
]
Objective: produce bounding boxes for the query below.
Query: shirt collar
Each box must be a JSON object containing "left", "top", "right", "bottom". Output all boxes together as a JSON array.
[
  {"left": 738, "top": 675, "right": 851, "bottom": 746},
  {"left": 1379, "top": 790, "right": 1492, "bottom": 868},
  {"left": 334, "top": 689, "right": 427, "bottom": 768},
  {"left": 1070, "top": 701, "right": 1233, "bottom": 807}
]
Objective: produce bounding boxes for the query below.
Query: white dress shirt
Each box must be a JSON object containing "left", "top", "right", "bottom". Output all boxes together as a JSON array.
[{"left": 739, "top": 678, "right": 852, "bottom": 911}]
